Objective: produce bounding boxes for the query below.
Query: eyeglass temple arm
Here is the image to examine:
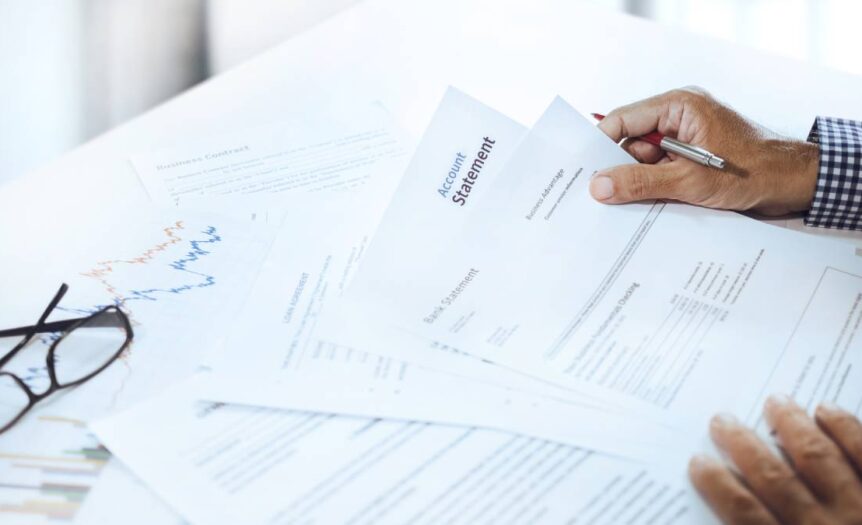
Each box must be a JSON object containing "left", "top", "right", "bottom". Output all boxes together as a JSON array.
[
  {"left": 0, "top": 284, "right": 69, "bottom": 369},
  {"left": 0, "top": 310, "right": 127, "bottom": 339},
  {"left": 0, "top": 319, "right": 82, "bottom": 338}
]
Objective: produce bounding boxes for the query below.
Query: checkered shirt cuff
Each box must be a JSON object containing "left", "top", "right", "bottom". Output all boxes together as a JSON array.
[{"left": 804, "top": 116, "right": 862, "bottom": 230}]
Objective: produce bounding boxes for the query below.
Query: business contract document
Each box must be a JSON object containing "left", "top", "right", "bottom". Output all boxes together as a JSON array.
[
  {"left": 132, "top": 103, "right": 408, "bottom": 207},
  {"left": 93, "top": 379, "right": 713, "bottom": 525},
  {"left": 327, "top": 93, "right": 862, "bottom": 433}
]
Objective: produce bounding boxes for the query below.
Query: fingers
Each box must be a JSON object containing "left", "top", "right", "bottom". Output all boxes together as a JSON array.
[
  {"left": 590, "top": 162, "right": 688, "bottom": 203},
  {"left": 598, "top": 95, "right": 666, "bottom": 143},
  {"left": 698, "top": 402, "right": 862, "bottom": 525},
  {"left": 689, "top": 455, "right": 778, "bottom": 525},
  {"left": 764, "top": 395, "right": 862, "bottom": 504},
  {"left": 710, "top": 413, "right": 820, "bottom": 523},
  {"left": 597, "top": 87, "right": 708, "bottom": 143},
  {"left": 621, "top": 138, "right": 664, "bottom": 164},
  {"left": 815, "top": 403, "right": 862, "bottom": 475}
]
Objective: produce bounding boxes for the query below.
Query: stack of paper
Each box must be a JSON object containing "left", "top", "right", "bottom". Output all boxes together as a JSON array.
[{"left": 13, "top": 88, "right": 860, "bottom": 524}]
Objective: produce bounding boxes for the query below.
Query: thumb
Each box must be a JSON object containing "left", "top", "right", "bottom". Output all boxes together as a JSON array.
[{"left": 589, "top": 162, "right": 686, "bottom": 204}]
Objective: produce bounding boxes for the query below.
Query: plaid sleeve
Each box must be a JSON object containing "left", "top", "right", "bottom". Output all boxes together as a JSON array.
[{"left": 804, "top": 116, "right": 862, "bottom": 229}]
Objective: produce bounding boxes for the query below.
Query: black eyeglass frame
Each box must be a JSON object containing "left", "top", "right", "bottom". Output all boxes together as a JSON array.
[{"left": 0, "top": 283, "right": 134, "bottom": 434}]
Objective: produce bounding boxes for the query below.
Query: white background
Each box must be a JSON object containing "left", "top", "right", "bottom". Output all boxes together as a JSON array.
[{"left": 1, "top": 0, "right": 861, "bottom": 185}]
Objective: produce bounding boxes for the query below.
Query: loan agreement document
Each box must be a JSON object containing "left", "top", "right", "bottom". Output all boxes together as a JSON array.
[{"left": 323, "top": 89, "right": 862, "bottom": 437}]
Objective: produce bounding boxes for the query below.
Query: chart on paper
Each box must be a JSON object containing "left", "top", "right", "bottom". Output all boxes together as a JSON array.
[{"left": 0, "top": 212, "right": 271, "bottom": 524}]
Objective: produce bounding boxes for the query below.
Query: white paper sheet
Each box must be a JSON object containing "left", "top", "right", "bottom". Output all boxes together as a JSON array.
[
  {"left": 1, "top": 101, "right": 411, "bottom": 521},
  {"left": 132, "top": 104, "right": 409, "bottom": 208},
  {"left": 92, "top": 379, "right": 715, "bottom": 525},
  {"left": 187, "top": 91, "right": 679, "bottom": 459},
  {"left": 0, "top": 209, "right": 271, "bottom": 523},
  {"left": 73, "top": 459, "right": 184, "bottom": 525},
  {"left": 197, "top": 193, "right": 679, "bottom": 459},
  {"left": 324, "top": 92, "right": 862, "bottom": 441}
]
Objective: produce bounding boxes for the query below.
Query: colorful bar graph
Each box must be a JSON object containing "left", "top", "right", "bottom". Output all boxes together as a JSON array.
[{"left": 0, "top": 416, "right": 110, "bottom": 522}]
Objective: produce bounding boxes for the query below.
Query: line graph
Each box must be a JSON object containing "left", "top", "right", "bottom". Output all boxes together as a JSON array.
[
  {"left": 62, "top": 221, "right": 223, "bottom": 315},
  {"left": 1, "top": 215, "right": 268, "bottom": 524},
  {"left": 18, "top": 222, "right": 225, "bottom": 388}
]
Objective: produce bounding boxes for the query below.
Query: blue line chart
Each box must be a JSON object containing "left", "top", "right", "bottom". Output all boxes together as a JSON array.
[
  {"left": 61, "top": 223, "right": 223, "bottom": 315},
  {"left": 7, "top": 222, "right": 225, "bottom": 387}
]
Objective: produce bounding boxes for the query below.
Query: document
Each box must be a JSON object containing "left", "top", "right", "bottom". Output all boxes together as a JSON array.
[
  {"left": 73, "top": 460, "right": 184, "bottom": 525},
  {"left": 322, "top": 90, "right": 862, "bottom": 439},
  {"left": 198, "top": 193, "right": 679, "bottom": 459},
  {"left": 196, "top": 89, "right": 526, "bottom": 384},
  {"left": 132, "top": 104, "right": 409, "bottom": 208},
  {"left": 0, "top": 209, "right": 271, "bottom": 522},
  {"left": 0, "top": 103, "right": 405, "bottom": 520},
  {"left": 93, "top": 379, "right": 714, "bottom": 525},
  {"left": 744, "top": 267, "right": 862, "bottom": 427}
]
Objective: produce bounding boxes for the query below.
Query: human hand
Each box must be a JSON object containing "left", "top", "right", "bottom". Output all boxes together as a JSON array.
[
  {"left": 689, "top": 395, "right": 862, "bottom": 524},
  {"left": 590, "top": 87, "right": 820, "bottom": 216}
]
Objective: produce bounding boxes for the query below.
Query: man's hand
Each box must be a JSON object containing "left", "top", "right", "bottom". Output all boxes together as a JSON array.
[
  {"left": 590, "top": 87, "right": 820, "bottom": 216},
  {"left": 689, "top": 395, "right": 862, "bottom": 524}
]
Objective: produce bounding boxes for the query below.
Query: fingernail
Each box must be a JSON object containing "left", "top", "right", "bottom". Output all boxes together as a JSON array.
[
  {"left": 710, "top": 413, "right": 738, "bottom": 431},
  {"left": 766, "top": 394, "right": 792, "bottom": 409},
  {"left": 817, "top": 401, "right": 843, "bottom": 414},
  {"left": 590, "top": 176, "right": 614, "bottom": 200},
  {"left": 688, "top": 454, "right": 716, "bottom": 475},
  {"left": 764, "top": 394, "right": 793, "bottom": 427}
]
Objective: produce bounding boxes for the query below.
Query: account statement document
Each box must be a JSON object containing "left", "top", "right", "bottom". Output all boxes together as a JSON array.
[{"left": 324, "top": 91, "right": 862, "bottom": 435}]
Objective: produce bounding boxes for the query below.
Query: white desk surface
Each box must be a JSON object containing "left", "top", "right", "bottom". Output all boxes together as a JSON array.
[
  {"left": 3, "top": 0, "right": 862, "bottom": 263},
  {"left": 1, "top": 0, "right": 862, "bottom": 520}
]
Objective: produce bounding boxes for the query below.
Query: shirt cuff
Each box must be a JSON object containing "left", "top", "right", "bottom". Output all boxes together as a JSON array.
[{"left": 804, "top": 116, "right": 862, "bottom": 230}]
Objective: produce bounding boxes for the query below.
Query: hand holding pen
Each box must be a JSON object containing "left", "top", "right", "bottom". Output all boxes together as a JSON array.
[
  {"left": 592, "top": 113, "right": 726, "bottom": 169},
  {"left": 589, "top": 87, "right": 819, "bottom": 216}
]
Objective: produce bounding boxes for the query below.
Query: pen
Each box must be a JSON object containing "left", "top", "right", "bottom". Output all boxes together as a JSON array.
[{"left": 591, "top": 113, "right": 726, "bottom": 169}]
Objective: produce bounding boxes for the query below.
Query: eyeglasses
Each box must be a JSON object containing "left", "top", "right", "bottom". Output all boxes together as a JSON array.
[{"left": 0, "top": 283, "right": 133, "bottom": 434}]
